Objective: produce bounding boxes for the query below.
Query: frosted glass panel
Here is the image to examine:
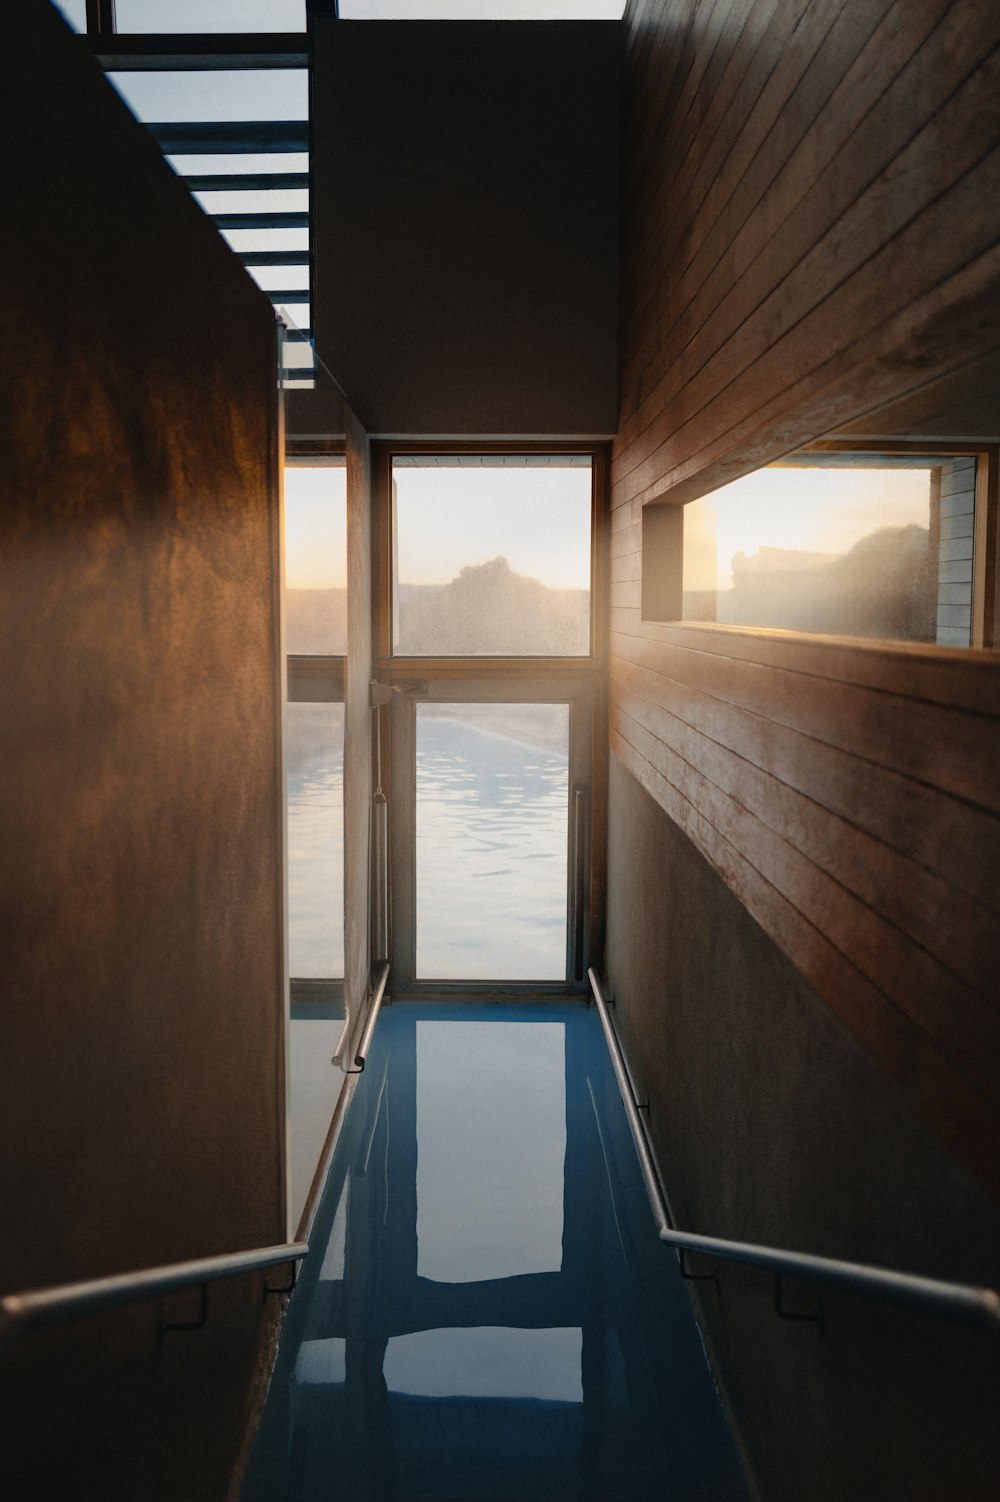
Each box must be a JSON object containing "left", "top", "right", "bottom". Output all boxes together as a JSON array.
[
  {"left": 415, "top": 1020, "right": 566, "bottom": 1282},
  {"left": 393, "top": 458, "right": 591, "bottom": 656},
  {"left": 416, "top": 703, "right": 568, "bottom": 980},
  {"left": 284, "top": 466, "right": 347, "bottom": 655},
  {"left": 682, "top": 462, "right": 972, "bottom": 644},
  {"left": 287, "top": 702, "right": 344, "bottom": 977},
  {"left": 107, "top": 70, "right": 307, "bottom": 123}
]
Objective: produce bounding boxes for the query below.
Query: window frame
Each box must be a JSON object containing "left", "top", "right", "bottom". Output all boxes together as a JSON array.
[{"left": 373, "top": 440, "right": 609, "bottom": 680}]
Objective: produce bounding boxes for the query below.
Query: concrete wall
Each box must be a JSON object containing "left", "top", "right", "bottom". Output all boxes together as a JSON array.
[
  {"left": 606, "top": 753, "right": 1000, "bottom": 1501},
  {"left": 0, "top": 8, "right": 285, "bottom": 1497},
  {"left": 312, "top": 19, "right": 620, "bottom": 436}
]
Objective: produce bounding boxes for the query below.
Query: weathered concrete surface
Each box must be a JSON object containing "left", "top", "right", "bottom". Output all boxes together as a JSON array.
[
  {"left": 0, "top": 6, "right": 284, "bottom": 1497},
  {"left": 606, "top": 752, "right": 1000, "bottom": 1501}
]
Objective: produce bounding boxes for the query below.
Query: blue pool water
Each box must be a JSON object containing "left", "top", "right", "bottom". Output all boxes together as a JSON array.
[{"left": 243, "top": 1003, "right": 748, "bottom": 1502}]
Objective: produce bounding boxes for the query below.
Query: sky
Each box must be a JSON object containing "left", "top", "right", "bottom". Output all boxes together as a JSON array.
[
  {"left": 285, "top": 466, "right": 347, "bottom": 590},
  {"left": 684, "top": 466, "right": 934, "bottom": 594},
  {"left": 395, "top": 465, "right": 592, "bottom": 590},
  {"left": 56, "top": 1, "right": 626, "bottom": 29}
]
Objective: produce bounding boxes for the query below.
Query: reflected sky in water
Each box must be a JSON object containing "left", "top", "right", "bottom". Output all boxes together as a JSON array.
[
  {"left": 244, "top": 1004, "right": 748, "bottom": 1502},
  {"left": 385, "top": 1326, "right": 583, "bottom": 1401},
  {"left": 416, "top": 1021, "right": 566, "bottom": 1281}
]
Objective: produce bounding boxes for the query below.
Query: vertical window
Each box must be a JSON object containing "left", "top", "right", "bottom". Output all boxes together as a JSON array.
[{"left": 285, "top": 460, "right": 347, "bottom": 981}]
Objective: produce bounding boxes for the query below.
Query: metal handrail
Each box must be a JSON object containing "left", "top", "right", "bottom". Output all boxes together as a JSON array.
[
  {"left": 0, "top": 1241, "right": 309, "bottom": 1342},
  {"left": 353, "top": 960, "right": 390, "bottom": 1072},
  {"left": 588, "top": 969, "right": 1000, "bottom": 1334},
  {"left": 333, "top": 960, "right": 390, "bottom": 1073}
]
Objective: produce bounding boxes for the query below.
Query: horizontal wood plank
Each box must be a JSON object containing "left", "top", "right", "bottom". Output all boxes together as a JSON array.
[{"left": 611, "top": 726, "right": 1000, "bottom": 1200}]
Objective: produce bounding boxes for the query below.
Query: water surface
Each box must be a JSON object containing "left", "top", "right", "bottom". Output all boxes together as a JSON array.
[{"left": 244, "top": 1003, "right": 748, "bottom": 1502}]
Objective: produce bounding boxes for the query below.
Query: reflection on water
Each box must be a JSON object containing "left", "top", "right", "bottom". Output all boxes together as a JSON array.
[
  {"left": 417, "top": 705, "right": 570, "bottom": 981},
  {"left": 416, "top": 1021, "right": 566, "bottom": 1281},
  {"left": 243, "top": 1004, "right": 749, "bottom": 1502},
  {"left": 384, "top": 1326, "right": 583, "bottom": 1401}
]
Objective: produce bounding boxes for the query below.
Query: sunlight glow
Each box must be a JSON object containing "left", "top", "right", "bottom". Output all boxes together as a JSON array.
[
  {"left": 685, "top": 466, "right": 932, "bottom": 593},
  {"left": 395, "top": 465, "right": 591, "bottom": 590},
  {"left": 285, "top": 466, "right": 347, "bottom": 590}
]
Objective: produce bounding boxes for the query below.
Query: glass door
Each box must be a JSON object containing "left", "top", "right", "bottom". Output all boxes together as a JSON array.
[{"left": 376, "top": 448, "right": 606, "bottom": 997}]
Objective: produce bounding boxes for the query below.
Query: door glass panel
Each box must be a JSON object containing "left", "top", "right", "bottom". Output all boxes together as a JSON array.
[
  {"left": 416, "top": 703, "right": 569, "bottom": 980},
  {"left": 393, "top": 457, "right": 592, "bottom": 656},
  {"left": 286, "top": 701, "right": 344, "bottom": 978}
]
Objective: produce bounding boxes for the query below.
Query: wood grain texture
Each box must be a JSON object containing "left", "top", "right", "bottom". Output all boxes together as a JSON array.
[
  {"left": 614, "top": 0, "right": 1000, "bottom": 1194},
  {"left": 617, "top": 0, "right": 1000, "bottom": 506}
]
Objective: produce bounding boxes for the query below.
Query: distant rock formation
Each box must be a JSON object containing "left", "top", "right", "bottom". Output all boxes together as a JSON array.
[
  {"left": 695, "top": 525, "right": 935, "bottom": 641},
  {"left": 397, "top": 556, "right": 590, "bottom": 656}
]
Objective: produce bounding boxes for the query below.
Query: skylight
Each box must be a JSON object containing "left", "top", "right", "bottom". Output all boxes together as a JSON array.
[
  {"left": 52, "top": 0, "right": 86, "bottom": 29},
  {"left": 113, "top": 1, "right": 307, "bottom": 29},
  {"left": 338, "top": 2, "right": 627, "bottom": 17}
]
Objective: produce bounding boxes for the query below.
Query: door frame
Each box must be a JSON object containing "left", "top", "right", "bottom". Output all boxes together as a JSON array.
[
  {"left": 386, "top": 676, "right": 594, "bottom": 999},
  {"left": 371, "top": 441, "right": 610, "bottom": 1001}
]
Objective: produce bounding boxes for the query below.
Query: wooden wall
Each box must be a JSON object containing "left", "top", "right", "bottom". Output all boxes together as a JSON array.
[
  {"left": 1, "top": 7, "right": 285, "bottom": 1497},
  {"left": 612, "top": 0, "right": 1000, "bottom": 1199},
  {"left": 616, "top": 0, "right": 1000, "bottom": 506}
]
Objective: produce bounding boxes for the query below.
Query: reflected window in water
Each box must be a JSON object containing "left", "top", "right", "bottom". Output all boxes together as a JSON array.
[
  {"left": 416, "top": 1020, "right": 566, "bottom": 1282},
  {"left": 680, "top": 458, "right": 976, "bottom": 647},
  {"left": 416, "top": 702, "right": 570, "bottom": 981},
  {"left": 384, "top": 1327, "right": 582, "bottom": 1402},
  {"left": 294, "top": 1337, "right": 347, "bottom": 1386}
]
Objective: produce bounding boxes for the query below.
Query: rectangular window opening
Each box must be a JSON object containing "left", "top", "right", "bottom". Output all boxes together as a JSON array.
[{"left": 642, "top": 451, "right": 985, "bottom": 649}]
